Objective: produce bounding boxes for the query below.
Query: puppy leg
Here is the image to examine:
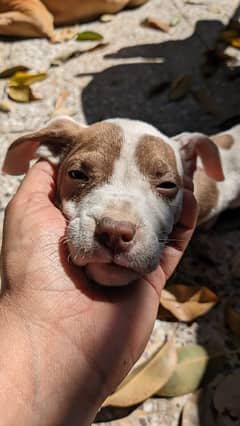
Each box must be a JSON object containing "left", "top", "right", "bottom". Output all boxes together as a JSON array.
[
  {"left": 0, "top": 1, "right": 54, "bottom": 39},
  {"left": 128, "top": 0, "right": 149, "bottom": 6}
]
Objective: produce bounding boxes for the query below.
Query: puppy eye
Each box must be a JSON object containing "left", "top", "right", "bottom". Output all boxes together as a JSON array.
[
  {"left": 157, "top": 181, "right": 178, "bottom": 195},
  {"left": 68, "top": 170, "right": 89, "bottom": 181}
]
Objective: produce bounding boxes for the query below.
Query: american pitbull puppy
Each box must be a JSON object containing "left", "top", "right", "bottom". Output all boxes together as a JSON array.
[
  {"left": 0, "top": 0, "right": 148, "bottom": 39},
  {"left": 4, "top": 117, "right": 238, "bottom": 287}
]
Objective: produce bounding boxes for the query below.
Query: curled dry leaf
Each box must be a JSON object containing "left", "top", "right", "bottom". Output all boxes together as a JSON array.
[
  {"left": 6, "top": 71, "right": 47, "bottom": 103},
  {"left": 7, "top": 85, "right": 41, "bottom": 102},
  {"left": 142, "top": 17, "right": 170, "bottom": 33},
  {"left": 75, "top": 31, "right": 103, "bottom": 41},
  {"left": 169, "top": 75, "right": 192, "bottom": 101},
  {"left": 0, "top": 99, "right": 12, "bottom": 112},
  {"left": 225, "top": 299, "right": 240, "bottom": 338},
  {"left": 51, "top": 42, "right": 108, "bottom": 65},
  {"left": 103, "top": 337, "right": 177, "bottom": 407},
  {"left": 0, "top": 65, "right": 29, "bottom": 79},
  {"left": 158, "top": 284, "right": 218, "bottom": 322},
  {"left": 157, "top": 344, "right": 224, "bottom": 398}
]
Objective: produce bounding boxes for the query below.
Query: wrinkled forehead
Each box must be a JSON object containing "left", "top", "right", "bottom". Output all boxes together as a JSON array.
[{"left": 59, "top": 120, "right": 181, "bottom": 180}]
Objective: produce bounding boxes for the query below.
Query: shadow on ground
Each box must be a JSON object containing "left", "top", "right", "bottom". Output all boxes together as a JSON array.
[
  {"left": 90, "top": 4, "right": 240, "bottom": 424},
  {"left": 81, "top": 16, "right": 240, "bottom": 136}
]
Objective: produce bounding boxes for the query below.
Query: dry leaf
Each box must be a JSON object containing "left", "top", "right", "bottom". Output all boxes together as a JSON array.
[
  {"left": 53, "top": 27, "right": 78, "bottom": 43},
  {"left": 142, "top": 17, "right": 170, "bottom": 33},
  {"left": 0, "top": 65, "right": 29, "bottom": 79},
  {"left": 184, "top": 0, "right": 206, "bottom": 4},
  {"left": 158, "top": 284, "right": 218, "bottom": 322},
  {"left": 157, "top": 344, "right": 224, "bottom": 397},
  {"left": 7, "top": 85, "right": 40, "bottom": 102},
  {"left": 0, "top": 99, "right": 12, "bottom": 112},
  {"left": 192, "top": 88, "right": 224, "bottom": 119},
  {"left": 225, "top": 299, "right": 240, "bottom": 338},
  {"left": 51, "top": 42, "right": 108, "bottom": 65},
  {"left": 8, "top": 71, "right": 47, "bottom": 87},
  {"left": 100, "top": 14, "right": 115, "bottom": 22},
  {"left": 103, "top": 337, "right": 177, "bottom": 407},
  {"left": 169, "top": 75, "right": 192, "bottom": 101},
  {"left": 75, "top": 31, "right": 103, "bottom": 41}
]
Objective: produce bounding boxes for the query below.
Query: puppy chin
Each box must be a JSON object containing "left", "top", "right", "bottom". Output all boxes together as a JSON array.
[{"left": 85, "top": 263, "right": 139, "bottom": 287}]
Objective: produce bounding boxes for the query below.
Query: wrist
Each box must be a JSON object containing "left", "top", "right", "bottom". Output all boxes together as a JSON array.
[{"left": 0, "top": 295, "right": 105, "bottom": 426}]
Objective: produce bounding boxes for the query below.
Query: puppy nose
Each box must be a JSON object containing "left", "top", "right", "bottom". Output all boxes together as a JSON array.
[{"left": 95, "top": 217, "right": 136, "bottom": 253}]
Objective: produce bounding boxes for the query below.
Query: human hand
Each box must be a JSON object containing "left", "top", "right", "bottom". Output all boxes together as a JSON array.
[{"left": 0, "top": 161, "right": 197, "bottom": 426}]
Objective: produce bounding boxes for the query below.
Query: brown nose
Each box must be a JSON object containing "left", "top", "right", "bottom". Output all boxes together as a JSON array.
[{"left": 95, "top": 217, "right": 136, "bottom": 253}]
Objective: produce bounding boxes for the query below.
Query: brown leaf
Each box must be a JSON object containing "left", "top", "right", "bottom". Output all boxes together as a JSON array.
[
  {"left": 169, "top": 75, "right": 192, "bottom": 101},
  {"left": 0, "top": 65, "right": 29, "bottom": 79},
  {"left": 192, "top": 88, "right": 224, "bottom": 119},
  {"left": 225, "top": 299, "right": 240, "bottom": 337},
  {"left": 158, "top": 284, "right": 218, "bottom": 322},
  {"left": 103, "top": 337, "right": 177, "bottom": 407},
  {"left": 51, "top": 42, "right": 108, "bottom": 66},
  {"left": 142, "top": 17, "right": 170, "bottom": 33}
]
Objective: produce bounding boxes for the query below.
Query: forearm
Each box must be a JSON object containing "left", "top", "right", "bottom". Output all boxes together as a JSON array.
[{"left": 0, "top": 296, "right": 104, "bottom": 426}]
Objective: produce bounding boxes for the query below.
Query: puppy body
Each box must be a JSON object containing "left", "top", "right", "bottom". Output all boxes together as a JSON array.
[
  {"left": 4, "top": 117, "right": 237, "bottom": 287},
  {"left": 0, "top": 0, "right": 148, "bottom": 39}
]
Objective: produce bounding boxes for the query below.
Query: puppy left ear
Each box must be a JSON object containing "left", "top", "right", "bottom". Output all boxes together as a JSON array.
[
  {"left": 173, "top": 132, "right": 224, "bottom": 181},
  {"left": 2, "top": 117, "right": 85, "bottom": 176}
]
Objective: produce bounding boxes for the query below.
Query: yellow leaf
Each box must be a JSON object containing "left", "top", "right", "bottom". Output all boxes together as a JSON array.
[
  {"left": 231, "top": 38, "right": 240, "bottom": 48},
  {"left": 8, "top": 72, "right": 48, "bottom": 87},
  {"left": 7, "top": 85, "right": 40, "bottom": 103},
  {"left": 169, "top": 75, "right": 192, "bottom": 101},
  {"left": 158, "top": 284, "right": 218, "bottom": 322},
  {"left": 103, "top": 337, "right": 177, "bottom": 407}
]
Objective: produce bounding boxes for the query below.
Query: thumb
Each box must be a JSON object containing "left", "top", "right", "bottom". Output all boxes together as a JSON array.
[{"left": 15, "top": 160, "right": 57, "bottom": 203}]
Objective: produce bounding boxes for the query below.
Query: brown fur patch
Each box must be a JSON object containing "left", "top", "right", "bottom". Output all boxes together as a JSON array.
[
  {"left": 58, "top": 122, "right": 123, "bottom": 202},
  {"left": 135, "top": 135, "right": 182, "bottom": 196},
  {"left": 194, "top": 169, "right": 219, "bottom": 224},
  {"left": 211, "top": 133, "right": 234, "bottom": 150}
]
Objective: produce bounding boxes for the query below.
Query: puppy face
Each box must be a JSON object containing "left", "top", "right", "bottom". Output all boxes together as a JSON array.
[
  {"left": 3, "top": 117, "right": 223, "bottom": 286},
  {"left": 57, "top": 120, "right": 183, "bottom": 286}
]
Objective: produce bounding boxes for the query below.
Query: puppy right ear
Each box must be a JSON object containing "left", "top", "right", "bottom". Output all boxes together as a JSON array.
[{"left": 3, "top": 116, "right": 85, "bottom": 175}]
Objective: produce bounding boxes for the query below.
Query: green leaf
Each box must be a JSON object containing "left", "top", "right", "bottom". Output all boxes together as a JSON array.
[
  {"left": 157, "top": 344, "right": 225, "bottom": 397},
  {"left": 75, "top": 31, "right": 103, "bottom": 41}
]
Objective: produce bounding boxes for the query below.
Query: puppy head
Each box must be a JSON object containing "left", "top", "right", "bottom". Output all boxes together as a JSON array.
[{"left": 3, "top": 117, "right": 223, "bottom": 286}]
